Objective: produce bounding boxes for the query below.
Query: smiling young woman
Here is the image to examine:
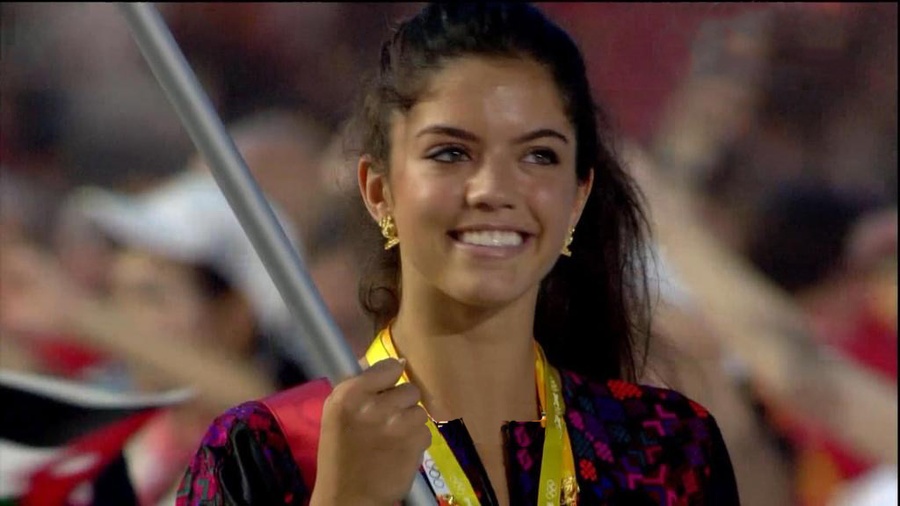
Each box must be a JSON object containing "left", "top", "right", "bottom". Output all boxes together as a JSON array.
[{"left": 176, "top": 3, "right": 741, "bottom": 505}]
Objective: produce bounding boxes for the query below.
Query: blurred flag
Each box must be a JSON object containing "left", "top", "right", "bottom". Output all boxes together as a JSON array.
[{"left": 0, "top": 371, "right": 192, "bottom": 505}]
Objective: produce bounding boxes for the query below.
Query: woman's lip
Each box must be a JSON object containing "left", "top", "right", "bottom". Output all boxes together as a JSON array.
[
  {"left": 448, "top": 229, "right": 532, "bottom": 239},
  {"left": 451, "top": 226, "right": 533, "bottom": 235},
  {"left": 448, "top": 233, "right": 532, "bottom": 258}
]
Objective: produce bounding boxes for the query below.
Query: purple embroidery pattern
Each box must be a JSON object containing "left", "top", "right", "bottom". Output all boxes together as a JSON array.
[{"left": 177, "top": 370, "right": 727, "bottom": 505}]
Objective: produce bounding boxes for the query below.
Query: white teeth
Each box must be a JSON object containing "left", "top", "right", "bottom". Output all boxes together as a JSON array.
[{"left": 458, "top": 230, "right": 523, "bottom": 247}]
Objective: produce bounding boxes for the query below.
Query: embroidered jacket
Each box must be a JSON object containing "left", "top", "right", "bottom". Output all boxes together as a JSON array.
[{"left": 175, "top": 370, "right": 740, "bottom": 505}]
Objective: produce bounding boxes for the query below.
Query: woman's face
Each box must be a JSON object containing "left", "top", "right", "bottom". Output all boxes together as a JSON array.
[
  {"left": 365, "top": 56, "right": 592, "bottom": 310},
  {"left": 109, "top": 250, "right": 212, "bottom": 342}
]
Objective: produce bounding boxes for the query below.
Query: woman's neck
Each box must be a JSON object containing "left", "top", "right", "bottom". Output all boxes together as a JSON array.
[{"left": 389, "top": 290, "right": 541, "bottom": 431}]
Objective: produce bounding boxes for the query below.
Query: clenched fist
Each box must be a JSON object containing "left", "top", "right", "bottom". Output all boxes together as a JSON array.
[{"left": 310, "top": 358, "right": 432, "bottom": 506}]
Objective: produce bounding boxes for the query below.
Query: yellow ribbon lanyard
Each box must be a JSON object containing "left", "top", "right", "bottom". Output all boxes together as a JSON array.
[{"left": 364, "top": 328, "right": 578, "bottom": 505}]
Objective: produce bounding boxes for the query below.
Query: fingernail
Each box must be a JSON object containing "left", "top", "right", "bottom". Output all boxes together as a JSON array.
[{"left": 398, "top": 358, "right": 407, "bottom": 368}]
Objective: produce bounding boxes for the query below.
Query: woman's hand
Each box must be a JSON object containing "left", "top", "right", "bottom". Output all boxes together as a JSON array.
[{"left": 310, "top": 358, "right": 431, "bottom": 506}]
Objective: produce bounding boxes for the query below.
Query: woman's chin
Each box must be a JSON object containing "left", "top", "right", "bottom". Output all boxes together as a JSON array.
[{"left": 441, "top": 279, "right": 535, "bottom": 312}]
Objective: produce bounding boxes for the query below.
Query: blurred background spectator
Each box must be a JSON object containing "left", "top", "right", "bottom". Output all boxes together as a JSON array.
[{"left": 1, "top": 3, "right": 895, "bottom": 505}]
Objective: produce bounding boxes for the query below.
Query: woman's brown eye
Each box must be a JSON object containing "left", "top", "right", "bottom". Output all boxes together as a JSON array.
[
  {"left": 524, "top": 149, "right": 560, "bottom": 165},
  {"left": 428, "top": 146, "right": 470, "bottom": 163}
]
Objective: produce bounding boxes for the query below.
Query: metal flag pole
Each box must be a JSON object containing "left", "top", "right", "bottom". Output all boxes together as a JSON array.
[{"left": 117, "top": 3, "right": 437, "bottom": 505}]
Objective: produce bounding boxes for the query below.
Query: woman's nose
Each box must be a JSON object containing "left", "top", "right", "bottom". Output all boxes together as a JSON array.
[{"left": 464, "top": 159, "right": 518, "bottom": 211}]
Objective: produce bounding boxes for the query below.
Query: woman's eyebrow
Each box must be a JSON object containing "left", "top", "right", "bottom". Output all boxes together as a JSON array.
[
  {"left": 512, "top": 128, "right": 569, "bottom": 145},
  {"left": 415, "top": 125, "right": 480, "bottom": 142},
  {"left": 415, "top": 125, "right": 569, "bottom": 145}
]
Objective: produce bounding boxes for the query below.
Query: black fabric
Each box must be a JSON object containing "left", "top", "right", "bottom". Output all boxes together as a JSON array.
[
  {"left": 502, "top": 421, "right": 544, "bottom": 506},
  {"left": 705, "top": 418, "right": 741, "bottom": 505},
  {"left": 92, "top": 452, "right": 139, "bottom": 506},
  {"left": 608, "top": 490, "right": 663, "bottom": 505},
  {"left": 216, "top": 415, "right": 307, "bottom": 505},
  {"left": 0, "top": 384, "right": 142, "bottom": 447},
  {"left": 436, "top": 419, "right": 499, "bottom": 506}
]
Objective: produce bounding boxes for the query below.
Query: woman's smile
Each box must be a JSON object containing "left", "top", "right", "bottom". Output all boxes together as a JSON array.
[{"left": 448, "top": 226, "right": 533, "bottom": 259}]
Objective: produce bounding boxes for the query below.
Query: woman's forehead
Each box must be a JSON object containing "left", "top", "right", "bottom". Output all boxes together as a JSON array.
[{"left": 402, "top": 56, "right": 572, "bottom": 135}]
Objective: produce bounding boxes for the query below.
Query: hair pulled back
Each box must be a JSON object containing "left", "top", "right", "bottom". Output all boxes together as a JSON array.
[{"left": 352, "top": 2, "right": 652, "bottom": 382}]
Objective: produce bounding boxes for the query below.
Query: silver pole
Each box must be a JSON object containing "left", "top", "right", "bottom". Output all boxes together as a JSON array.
[{"left": 117, "top": 3, "right": 437, "bottom": 505}]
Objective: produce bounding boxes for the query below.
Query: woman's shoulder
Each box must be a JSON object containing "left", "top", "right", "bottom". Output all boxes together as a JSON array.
[
  {"left": 176, "top": 400, "right": 301, "bottom": 504},
  {"left": 560, "top": 369, "right": 714, "bottom": 424},
  {"left": 559, "top": 369, "right": 727, "bottom": 458},
  {"left": 175, "top": 379, "right": 332, "bottom": 505},
  {"left": 559, "top": 370, "right": 741, "bottom": 503},
  {"left": 191, "top": 377, "right": 332, "bottom": 450},
  {"left": 196, "top": 399, "right": 284, "bottom": 447}
]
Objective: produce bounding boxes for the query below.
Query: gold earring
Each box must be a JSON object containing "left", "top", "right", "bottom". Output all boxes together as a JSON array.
[
  {"left": 560, "top": 227, "right": 575, "bottom": 257},
  {"left": 380, "top": 215, "right": 399, "bottom": 250}
]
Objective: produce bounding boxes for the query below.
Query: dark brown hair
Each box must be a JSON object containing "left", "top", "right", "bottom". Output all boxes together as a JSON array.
[{"left": 351, "top": 2, "right": 652, "bottom": 382}]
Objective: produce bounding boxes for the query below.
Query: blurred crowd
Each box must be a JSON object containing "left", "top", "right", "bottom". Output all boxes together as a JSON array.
[{"left": 0, "top": 3, "right": 896, "bottom": 506}]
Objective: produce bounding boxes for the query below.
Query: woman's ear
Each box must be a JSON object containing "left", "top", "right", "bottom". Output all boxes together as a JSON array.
[
  {"left": 358, "top": 155, "right": 392, "bottom": 221},
  {"left": 570, "top": 168, "right": 594, "bottom": 229}
]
